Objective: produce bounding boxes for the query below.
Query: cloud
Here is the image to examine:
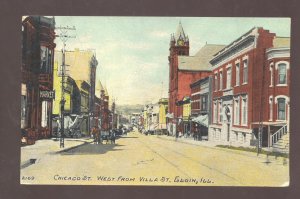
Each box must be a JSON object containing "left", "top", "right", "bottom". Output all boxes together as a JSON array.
[{"left": 149, "top": 30, "right": 170, "bottom": 38}]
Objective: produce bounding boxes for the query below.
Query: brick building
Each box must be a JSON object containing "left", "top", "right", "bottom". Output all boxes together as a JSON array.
[
  {"left": 21, "top": 16, "right": 56, "bottom": 143},
  {"left": 208, "top": 27, "right": 290, "bottom": 149},
  {"left": 94, "top": 80, "right": 111, "bottom": 134},
  {"left": 190, "top": 76, "right": 213, "bottom": 140},
  {"left": 167, "top": 22, "right": 224, "bottom": 135}
]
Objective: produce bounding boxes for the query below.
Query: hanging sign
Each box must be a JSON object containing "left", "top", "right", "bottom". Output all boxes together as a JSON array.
[{"left": 40, "top": 90, "right": 55, "bottom": 100}]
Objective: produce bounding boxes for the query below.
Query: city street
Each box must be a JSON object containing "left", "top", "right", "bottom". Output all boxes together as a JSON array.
[{"left": 20, "top": 129, "right": 289, "bottom": 186}]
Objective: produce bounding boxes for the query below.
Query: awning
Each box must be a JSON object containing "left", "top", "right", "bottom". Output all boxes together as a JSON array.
[
  {"left": 192, "top": 115, "right": 208, "bottom": 127},
  {"left": 150, "top": 123, "right": 159, "bottom": 131},
  {"left": 165, "top": 113, "right": 174, "bottom": 118}
]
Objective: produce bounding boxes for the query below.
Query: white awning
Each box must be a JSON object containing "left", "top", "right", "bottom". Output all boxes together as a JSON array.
[{"left": 192, "top": 114, "right": 208, "bottom": 127}]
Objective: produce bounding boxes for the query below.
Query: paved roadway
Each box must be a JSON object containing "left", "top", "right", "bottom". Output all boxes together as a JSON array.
[{"left": 20, "top": 129, "right": 289, "bottom": 186}]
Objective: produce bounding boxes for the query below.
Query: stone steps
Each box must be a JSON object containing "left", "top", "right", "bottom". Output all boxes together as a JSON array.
[{"left": 272, "top": 132, "right": 289, "bottom": 154}]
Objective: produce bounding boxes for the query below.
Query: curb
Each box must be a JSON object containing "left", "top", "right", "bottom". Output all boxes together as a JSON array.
[
  {"left": 156, "top": 135, "right": 217, "bottom": 148},
  {"left": 56, "top": 140, "right": 94, "bottom": 154}
]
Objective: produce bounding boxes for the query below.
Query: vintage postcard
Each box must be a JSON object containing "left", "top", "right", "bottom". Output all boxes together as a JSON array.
[{"left": 20, "top": 16, "right": 290, "bottom": 186}]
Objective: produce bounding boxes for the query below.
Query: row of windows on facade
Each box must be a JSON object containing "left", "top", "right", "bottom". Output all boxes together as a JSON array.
[
  {"left": 191, "top": 95, "right": 208, "bottom": 111},
  {"left": 212, "top": 95, "right": 287, "bottom": 126},
  {"left": 213, "top": 96, "right": 248, "bottom": 126},
  {"left": 213, "top": 58, "right": 289, "bottom": 91}
]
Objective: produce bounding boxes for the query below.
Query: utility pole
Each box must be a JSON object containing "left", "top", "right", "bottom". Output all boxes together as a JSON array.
[{"left": 56, "top": 25, "right": 76, "bottom": 148}]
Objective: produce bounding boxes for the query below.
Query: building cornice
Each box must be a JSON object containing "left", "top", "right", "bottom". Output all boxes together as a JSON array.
[
  {"left": 210, "top": 32, "right": 256, "bottom": 66},
  {"left": 266, "top": 48, "right": 290, "bottom": 60}
]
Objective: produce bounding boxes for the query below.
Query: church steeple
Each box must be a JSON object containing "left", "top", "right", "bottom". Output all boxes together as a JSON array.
[
  {"left": 169, "top": 21, "right": 189, "bottom": 56},
  {"left": 175, "top": 22, "right": 185, "bottom": 41}
]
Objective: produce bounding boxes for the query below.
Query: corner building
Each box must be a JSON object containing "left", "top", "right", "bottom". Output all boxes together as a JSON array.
[
  {"left": 21, "top": 16, "right": 56, "bottom": 143},
  {"left": 209, "top": 27, "right": 290, "bottom": 149}
]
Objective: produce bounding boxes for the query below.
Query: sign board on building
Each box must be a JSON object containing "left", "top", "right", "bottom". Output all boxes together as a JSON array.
[{"left": 40, "top": 90, "right": 55, "bottom": 100}]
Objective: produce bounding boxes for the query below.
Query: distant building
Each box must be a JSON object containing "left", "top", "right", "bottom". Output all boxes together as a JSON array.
[
  {"left": 158, "top": 98, "right": 168, "bottom": 134},
  {"left": 53, "top": 48, "right": 98, "bottom": 133},
  {"left": 130, "top": 113, "right": 140, "bottom": 125},
  {"left": 94, "top": 80, "right": 110, "bottom": 133}
]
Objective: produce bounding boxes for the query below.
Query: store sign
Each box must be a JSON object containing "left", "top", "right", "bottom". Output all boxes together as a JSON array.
[{"left": 40, "top": 90, "right": 55, "bottom": 100}]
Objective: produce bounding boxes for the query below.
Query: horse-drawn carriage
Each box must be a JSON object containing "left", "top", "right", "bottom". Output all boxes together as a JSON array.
[{"left": 91, "top": 128, "right": 116, "bottom": 144}]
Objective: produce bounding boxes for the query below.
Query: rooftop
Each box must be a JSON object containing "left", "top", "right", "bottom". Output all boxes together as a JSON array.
[
  {"left": 178, "top": 44, "right": 225, "bottom": 71},
  {"left": 273, "top": 37, "right": 290, "bottom": 48}
]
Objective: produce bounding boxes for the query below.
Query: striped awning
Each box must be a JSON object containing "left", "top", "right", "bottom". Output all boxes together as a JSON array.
[{"left": 192, "top": 114, "right": 208, "bottom": 127}]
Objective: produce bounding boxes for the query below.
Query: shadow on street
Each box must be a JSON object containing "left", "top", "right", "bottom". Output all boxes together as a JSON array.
[{"left": 59, "top": 143, "right": 124, "bottom": 155}]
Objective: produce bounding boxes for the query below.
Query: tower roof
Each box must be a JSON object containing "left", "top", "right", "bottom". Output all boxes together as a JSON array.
[{"left": 175, "top": 22, "right": 187, "bottom": 41}]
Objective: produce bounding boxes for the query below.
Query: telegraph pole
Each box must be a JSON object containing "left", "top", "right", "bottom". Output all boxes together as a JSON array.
[{"left": 56, "top": 25, "right": 76, "bottom": 148}]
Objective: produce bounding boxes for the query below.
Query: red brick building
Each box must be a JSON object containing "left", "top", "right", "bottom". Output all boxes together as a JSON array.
[
  {"left": 208, "top": 27, "right": 290, "bottom": 149},
  {"left": 21, "top": 16, "right": 56, "bottom": 144},
  {"left": 167, "top": 22, "right": 224, "bottom": 135},
  {"left": 190, "top": 76, "right": 213, "bottom": 140}
]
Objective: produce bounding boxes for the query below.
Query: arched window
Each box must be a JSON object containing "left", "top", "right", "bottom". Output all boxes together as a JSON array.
[
  {"left": 278, "top": 63, "right": 287, "bottom": 84},
  {"left": 278, "top": 98, "right": 286, "bottom": 120},
  {"left": 269, "top": 63, "right": 274, "bottom": 87},
  {"left": 269, "top": 96, "right": 273, "bottom": 121}
]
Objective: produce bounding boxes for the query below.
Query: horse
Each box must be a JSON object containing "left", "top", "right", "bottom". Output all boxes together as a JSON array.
[{"left": 91, "top": 127, "right": 100, "bottom": 144}]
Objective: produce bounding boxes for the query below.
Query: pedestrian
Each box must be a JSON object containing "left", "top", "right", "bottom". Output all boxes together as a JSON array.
[{"left": 110, "top": 130, "right": 116, "bottom": 144}]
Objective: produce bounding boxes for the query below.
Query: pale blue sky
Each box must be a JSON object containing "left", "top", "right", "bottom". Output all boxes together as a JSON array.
[{"left": 54, "top": 17, "right": 290, "bottom": 105}]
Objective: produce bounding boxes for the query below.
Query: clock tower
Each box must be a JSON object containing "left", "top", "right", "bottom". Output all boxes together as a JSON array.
[{"left": 168, "top": 22, "right": 190, "bottom": 130}]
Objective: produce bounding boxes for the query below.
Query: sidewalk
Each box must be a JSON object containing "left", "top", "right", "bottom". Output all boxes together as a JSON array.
[
  {"left": 156, "top": 134, "right": 218, "bottom": 148},
  {"left": 155, "top": 134, "right": 289, "bottom": 162},
  {"left": 20, "top": 137, "right": 93, "bottom": 167}
]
